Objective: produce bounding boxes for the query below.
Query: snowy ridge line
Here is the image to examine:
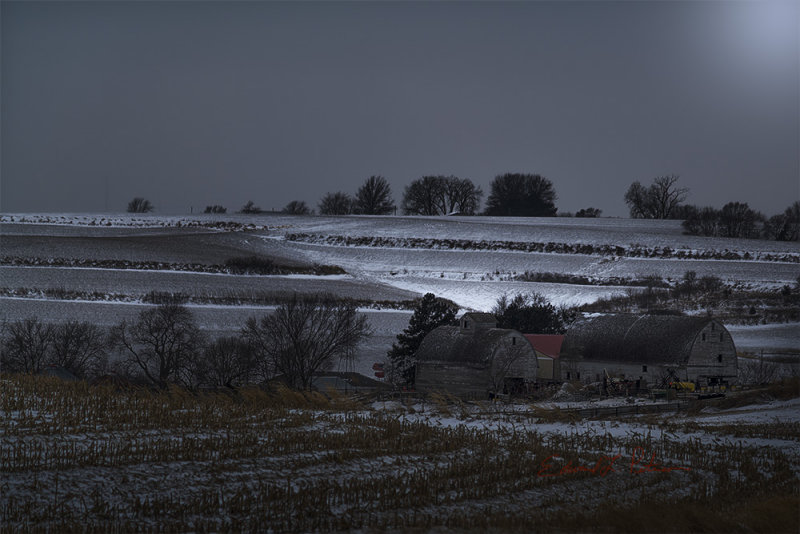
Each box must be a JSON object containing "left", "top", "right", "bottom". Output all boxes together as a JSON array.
[
  {"left": 285, "top": 233, "right": 800, "bottom": 263},
  {"left": 0, "top": 256, "right": 346, "bottom": 277},
  {"left": 0, "top": 288, "right": 420, "bottom": 311},
  {"left": 0, "top": 214, "right": 269, "bottom": 231}
]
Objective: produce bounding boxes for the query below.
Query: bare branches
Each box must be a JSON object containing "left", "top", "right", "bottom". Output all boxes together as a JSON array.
[
  {"left": 354, "top": 176, "right": 395, "bottom": 215},
  {"left": 110, "top": 304, "right": 203, "bottom": 388},
  {"left": 50, "top": 321, "right": 108, "bottom": 378},
  {"left": 126, "top": 197, "right": 153, "bottom": 213},
  {"left": 243, "top": 294, "right": 371, "bottom": 389},
  {"left": 1, "top": 317, "right": 53, "bottom": 374},
  {"left": 318, "top": 192, "right": 354, "bottom": 215},
  {"left": 402, "top": 176, "right": 482, "bottom": 215},
  {"left": 624, "top": 175, "right": 688, "bottom": 219}
]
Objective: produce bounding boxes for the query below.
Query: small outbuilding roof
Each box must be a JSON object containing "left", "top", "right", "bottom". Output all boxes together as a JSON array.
[
  {"left": 560, "top": 314, "right": 725, "bottom": 365},
  {"left": 524, "top": 335, "right": 564, "bottom": 359}
]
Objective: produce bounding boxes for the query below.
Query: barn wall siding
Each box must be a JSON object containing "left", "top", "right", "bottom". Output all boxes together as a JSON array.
[
  {"left": 416, "top": 362, "right": 490, "bottom": 397},
  {"left": 687, "top": 324, "right": 738, "bottom": 379}
]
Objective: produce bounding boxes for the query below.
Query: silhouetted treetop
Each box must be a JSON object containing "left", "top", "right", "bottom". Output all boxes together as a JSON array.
[
  {"left": 282, "top": 200, "right": 311, "bottom": 215},
  {"left": 319, "top": 192, "right": 353, "bottom": 215},
  {"left": 624, "top": 175, "right": 688, "bottom": 219},
  {"left": 127, "top": 197, "right": 154, "bottom": 213},
  {"left": 484, "top": 173, "right": 557, "bottom": 217},
  {"left": 402, "top": 175, "right": 482, "bottom": 216},
  {"left": 354, "top": 176, "right": 395, "bottom": 215}
]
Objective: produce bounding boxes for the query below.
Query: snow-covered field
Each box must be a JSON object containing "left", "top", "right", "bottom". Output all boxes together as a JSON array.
[{"left": 2, "top": 212, "right": 798, "bottom": 366}]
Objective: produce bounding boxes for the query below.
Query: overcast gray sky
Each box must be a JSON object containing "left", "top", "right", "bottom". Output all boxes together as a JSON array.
[{"left": 2, "top": 0, "right": 798, "bottom": 217}]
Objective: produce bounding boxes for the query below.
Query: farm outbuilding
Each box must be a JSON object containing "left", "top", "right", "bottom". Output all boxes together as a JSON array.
[
  {"left": 559, "top": 314, "right": 737, "bottom": 388},
  {"left": 415, "top": 312, "right": 538, "bottom": 398},
  {"left": 524, "top": 334, "right": 564, "bottom": 382}
]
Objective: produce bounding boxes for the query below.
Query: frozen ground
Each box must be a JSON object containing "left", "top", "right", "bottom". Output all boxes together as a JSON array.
[{"left": 2, "top": 374, "right": 798, "bottom": 531}]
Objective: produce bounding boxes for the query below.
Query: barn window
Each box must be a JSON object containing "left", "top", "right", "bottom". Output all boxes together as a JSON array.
[
  {"left": 576, "top": 372, "right": 581, "bottom": 380},
  {"left": 711, "top": 323, "right": 716, "bottom": 331},
  {"left": 512, "top": 337, "right": 516, "bottom": 345},
  {"left": 717, "top": 354, "right": 723, "bottom": 363},
  {"left": 719, "top": 333, "right": 723, "bottom": 342},
  {"left": 566, "top": 372, "right": 571, "bottom": 380},
  {"left": 702, "top": 333, "right": 706, "bottom": 341},
  {"left": 642, "top": 365, "right": 647, "bottom": 372},
  {"left": 463, "top": 320, "right": 469, "bottom": 329}
]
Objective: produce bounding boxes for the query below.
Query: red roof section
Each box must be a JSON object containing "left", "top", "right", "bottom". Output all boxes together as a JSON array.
[{"left": 523, "top": 334, "right": 565, "bottom": 359}]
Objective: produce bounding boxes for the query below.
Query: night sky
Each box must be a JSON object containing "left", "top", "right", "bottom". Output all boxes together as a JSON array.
[{"left": 2, "top": 1, "right": 798, "bottom": 216}]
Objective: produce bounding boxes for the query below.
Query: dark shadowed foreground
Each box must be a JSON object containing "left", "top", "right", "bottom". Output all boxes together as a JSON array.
[{"left": 2, "top": 375, "right": 798, "bottom": 532}]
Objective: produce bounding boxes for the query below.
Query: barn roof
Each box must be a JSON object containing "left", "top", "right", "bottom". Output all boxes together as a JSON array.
[
  {"left": 560, "top": 314, "right": 723, "bottom": 364},
  {"left": 524, "top": 335, "right": 564, "bottom": 359},
  {"left": 416, "top": 326, "right": 517, "bottom": 365}
]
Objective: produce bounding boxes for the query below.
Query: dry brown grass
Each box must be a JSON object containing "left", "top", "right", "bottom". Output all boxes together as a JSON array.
[{"left": 1, "top": 374, "right": 798, "bottom": 533}]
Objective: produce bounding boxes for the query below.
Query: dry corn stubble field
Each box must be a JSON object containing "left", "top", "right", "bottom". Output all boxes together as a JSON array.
[{"left": 2, "top": 375, "right": 799, "bottom": 533}]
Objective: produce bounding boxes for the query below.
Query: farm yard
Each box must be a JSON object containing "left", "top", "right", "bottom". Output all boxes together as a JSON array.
[{"left": 1, "top": 374, "right": 799, "bottom": 532}]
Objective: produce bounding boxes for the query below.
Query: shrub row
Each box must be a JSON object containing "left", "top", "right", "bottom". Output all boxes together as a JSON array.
[
  {"left": 0, "top": 287, "right": 419, "bottom": 311},
  {"left": 0, "top": 256, "right": 346, "bottom": 276},
  {"left": 285, "top": 234, "right": 800, "bottom": 263}
]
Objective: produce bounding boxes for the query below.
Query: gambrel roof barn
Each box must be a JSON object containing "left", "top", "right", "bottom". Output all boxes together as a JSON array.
[
  {"left": 559, "top": 314, "right": 737, "bottom": 385},
  {"left": 415, "top": 313, "right": 538, "bottom": 397}
]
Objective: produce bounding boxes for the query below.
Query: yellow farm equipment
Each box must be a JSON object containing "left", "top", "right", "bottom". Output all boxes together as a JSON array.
[{"left": 669, "top": 381, "right": 695, "bottom": 392}]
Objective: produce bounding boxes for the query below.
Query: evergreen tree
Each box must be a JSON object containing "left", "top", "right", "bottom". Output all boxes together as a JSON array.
[{"left": 387, "top": 293, "right": 457, "bottom": 385}]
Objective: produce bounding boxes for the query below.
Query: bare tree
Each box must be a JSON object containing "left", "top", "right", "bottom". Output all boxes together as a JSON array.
[
  {"left": 442, "top": 176, "right": 482, "bottom": 215},
  {"left": 484, "top": 173, "right": 557, "bottom": 217},
  {"left": 240, "top": 200, "right": 262, "bottom": 214},
  {"left": 110, "top": 304, "right": 204, "bottom": 388},
  {"left": 650, "top": 176, "right": 689, "bottom": 219},
  {"left": 402, "top": 176, "right": 482, "bottom": 215},
  {"left": 719, "top": 201, "right": 759, "bottom": 238},
  {"left": 50, "top": 321, "right": 108, "bottom": 379},
  {"left": 682, "top": 206, "right": 721, "bottom": 236},
  {"left": 738, "top": 357, "right": 779, "bottom": 386},
  {"left": 492, "top": 293, "right": 572, "bottom": 334},
  {"left": 402, "top": 176, "right": 442, "bottom": 215},
  {"left": 282, "top": 200, "right": 312, "bottom": 215},
  {"left": 1, "top": 317, "right": 53, "bottom": 374},
  {"left": 624, "top": 175, "right": 688, "bottom": 219},
  {"left": 318, "top": 192, "right": 353, "bottom": 215},
  {"left": 127, "top": 197, "right": 154, "bottom": 213},
  {"left": 243, "top": 294, "right": 371, "bottom": 390},
  {"left": 193, "top": 336, "right": 257, "bottom": 388},
  {"left": 354, "top": 176, "right": 395, "bottom": 215},
  {"left": 623, "top": 182, "right": 650, "bottom": 219}
]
